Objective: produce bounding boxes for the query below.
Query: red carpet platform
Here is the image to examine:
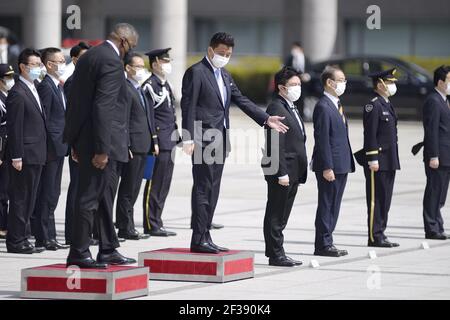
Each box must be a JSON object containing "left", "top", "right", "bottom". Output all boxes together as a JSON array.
[
  {"left": 21, "top": 264, "right": 149, "bottom": 300},
  {"left": 138, "top": 248, "right": 254, "bottom": 283}
]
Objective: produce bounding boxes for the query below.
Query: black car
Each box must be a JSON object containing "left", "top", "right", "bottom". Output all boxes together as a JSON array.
[{"left": 301, "top": 55, "right": 434, "bottom": 121}]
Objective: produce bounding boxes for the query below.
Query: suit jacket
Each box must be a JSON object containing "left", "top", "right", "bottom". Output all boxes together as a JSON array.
[
  {"left": 6, "top": 79, "right": 47, "bottom": 165},
  {"left": 181, "top": 57, "right": 268, "bottom": 150},
  {"left": 126, "top": 79, "right": 157, "bottom": 154},
  {"left": 64, "top": 41, "right": 130, "bottom": 163},
  {"left": 311, "top": 94, "right": 355, "bottom": 174},
  {"left": 63, "top": 74, "right": 73, "bottom": 98},
  {"left": 355, "top": 94, "right": 400, "bottom": 171},
  {"left": 143, "top": 74, "right": 178, "bottom": 151},
  {"left": 422, "top": 90, "right": 450, "bottom": 166},
  {"left": 262, "top": 96, "right": 308, "bottom": 184},
  {"left": 37, "top": 75, "right": 68, "bottom": 158}
]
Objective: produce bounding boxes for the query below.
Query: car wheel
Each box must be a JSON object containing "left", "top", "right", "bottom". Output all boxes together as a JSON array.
[{"left": 302, "top": 96, "right": 319, "bottom": 122}]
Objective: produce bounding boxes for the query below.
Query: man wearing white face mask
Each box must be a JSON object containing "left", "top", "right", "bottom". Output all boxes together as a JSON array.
[
  {"left": 354, "top": 68, "right": 400, "bottom": 248},
  {"left": 141, "top": 48, "right": 180, "bottom": 237},
  {"left": 181, "top": 32, "right": 288, "bottom": 254},
  {"left": 0, "top": 64, "right": 15, "bottom": 239},
  {"left": 6, "top": 48, "right": 47, "bottom": 254},
  {"left": 262, "top": 67, "right": 307, "bottom": 267},
  {"left": 32, "top": 47, "right": 69, "bottom": 251},
  {"left": 311, "top": 65, "right": 355, "bottom": 257}
]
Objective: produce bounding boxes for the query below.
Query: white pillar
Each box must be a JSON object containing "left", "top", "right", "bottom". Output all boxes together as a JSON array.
[
  {"left": 300, "top": 0, "right": 337, "bottom": 62},
  {"left": 152, "top": 0, "right": 188, "bottom": 100},
  {"left": 25, "top": 0, "right": 62, "bottom": 49}
]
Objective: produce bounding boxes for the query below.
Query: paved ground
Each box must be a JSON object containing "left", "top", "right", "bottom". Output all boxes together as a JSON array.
[{"left": 1, "top": 107, "right": 449, "bottom": 300}]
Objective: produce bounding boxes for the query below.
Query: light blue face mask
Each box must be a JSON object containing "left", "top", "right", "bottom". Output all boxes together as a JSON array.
[{"left": 28, "top": 67, "right": 42, "bottom": 81}]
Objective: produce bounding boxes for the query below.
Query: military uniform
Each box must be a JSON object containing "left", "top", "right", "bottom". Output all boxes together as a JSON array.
[
  {"left": 142, "top": 48, "right": 180, "bottom": 236},
  {"left": 0, "top": 64, "right": 14, "bottom": 237},
  {"left": 354, "top": 69, "right": 400, "bottom": 247}
]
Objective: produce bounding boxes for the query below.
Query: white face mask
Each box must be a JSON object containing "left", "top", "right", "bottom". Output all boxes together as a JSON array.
[
  {"left": 133, "top": 68, "right": 150, "bottom": 84},
  {"left": 386, "top": 83, "right": 397, "bottom": 97},
  {"left": 161, "top": 62, "right": 172, "bottom": 75},
  {"left": 333, "top": 81, "right": 346, "bottom": 96},
  {"left": 446, "top": 82, "right": 450, "bottom": 95},
  {"left": 211, "top": 52, "right": 230, "bottom": 69},
  {"left": 285, "top": 85, "right": 301, "bottom": 102},
  {"left": 3, "top": 78, "right": 15, "bottom": 91},
  {"left": 54, "top": 63, "right": 66, "bottom": 77}
]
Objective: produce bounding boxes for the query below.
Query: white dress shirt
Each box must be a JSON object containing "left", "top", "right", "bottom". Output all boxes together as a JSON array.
[
  {"left": 19, "top": 76, "right": 42, "bottom": 112},
  {"left": 323, "top": 91, "right": 339, "bottom": 110}
]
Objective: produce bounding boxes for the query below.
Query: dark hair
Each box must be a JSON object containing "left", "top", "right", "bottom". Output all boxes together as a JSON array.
[
  {"left": 124, "top": 51, "right": 143, "bottom": 67},
  {"left": 209, "top": 32, "right": 235, "bottom": 49},
  {"left": 70, "top": 41, "right": 91, "bottom": 58},
  {"left": 320, "top": 65, "right": 342, "bottom": 87},
  {"left": 40, "top": 47, "right": 62, "bottom": 65},
  {"left": 274, "top": 66, "right": 301, "bottom": 93},
  {"left": 292, "top": 41, "right": 302, "bottom": 48},
  {"left": 18, "top": 48, "right": 41, "bottom": 71},
  {"left": 433, "top": 65, "right": 450, "bottom": 87}
]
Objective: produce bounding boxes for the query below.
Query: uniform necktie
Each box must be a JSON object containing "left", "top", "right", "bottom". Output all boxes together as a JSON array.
[{"left": 337, "top": 100, "right": 346, "bottom": 124}]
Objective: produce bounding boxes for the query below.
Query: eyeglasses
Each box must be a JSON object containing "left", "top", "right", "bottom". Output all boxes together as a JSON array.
[
  {"left": 27, "top": 63, "right": 44, "bottom": 68},
  {"left": 49, "top": 60, "right": 66, "bottom": 64}
]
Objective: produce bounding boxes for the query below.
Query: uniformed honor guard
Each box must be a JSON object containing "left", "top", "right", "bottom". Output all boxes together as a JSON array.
[
  {"left": 141, "top": 48, "right": 179, "bottom": 237},
  {"left": 354, "top": 68, "right": 400, "bottom": 248},
  {"left": 0, "top": 64, "right": 15, "bottom": 239}
]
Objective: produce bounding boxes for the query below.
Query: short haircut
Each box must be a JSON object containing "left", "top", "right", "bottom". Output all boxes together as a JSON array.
[
  {"left": 292, "top": 41, "right": 302, "bottom": 48},
  {"left": 40, "top": 47, "right": 62, "bottom": 65},
  {"left": 124, "top": 51, "right": 143, "bottom": 67},
  {"left": 433, "top": 65, "right": 450, "bottom": 87},
  {"left": 109, "top": 23, "right": 138, "bottom": 43},
  {"left": 320, "top": 65, "right": 342, "bottom": 87},
  {"left": 274, "top": 66, "right": 301, "bottom": 93},
  {"left": 18, "top": 48, "right": 41, "bottom": 70},
  {"left": 209, "top": 32, "right": 235, "bottom": 49},
  {"left": 70, "top": 41, "right": 90, "bottom": 58}
]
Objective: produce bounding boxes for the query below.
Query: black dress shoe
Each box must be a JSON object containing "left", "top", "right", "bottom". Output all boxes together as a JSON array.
[
  {"left": 314, "top": 246, "right": 341, "bottom": 257},
  {"left": 269, "top": 256, "right": 296, "bottom": 267},
  {"left": 285, "top": 256, "right": 303, "bottom": 266},
  {"left": 97, "top": 250, "right": 136, "bottom": 265},
  {"left": 7, "top": 243, "right": 35, "bottom": 254},
  {"left": 209, "top": 241, "right": 229, "bottom": 252},
  {"left": 160, "top": 227, "right": 177, "bottom": 236},
  {"left": 368, "top": 239, "right": 399, "bottom": 247},
  {"left": 190, "top": 242, "right": 220, "bottom": 254},
  {"left": 426, "top": 233, "right": 448, "bottom": 240},
  {"left": 210, "top": 223, "right": 224, "bottom": 229},
  {"left": 330, "top": 245, "right": 348, "bottom": 256},
  {"left": 67, "top": 257, "right": 108, "bottom": 269},
  {"left": 146, "top": 228, "right": 171, "bottom": 237},
  {"left": 52, "top": 239, "right": 70, "bottom": 249},
  {"left": 36, "top": 240, "right": 58, "bottom": 251}
]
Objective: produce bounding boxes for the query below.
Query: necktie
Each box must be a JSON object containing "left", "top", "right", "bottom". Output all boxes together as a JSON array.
[
  {"left": 214, "top": 68, "right": 226, "bottom": 106},
  {"left": 337, "top": 100, "right": 346, "bottom": 124},
  {"left": 138, "top": 87, "right": 146, "bottom": 111},
  {"left": 58, "top": 84, "right": 66, "bottom": 110},
  {"left": 289, "top": 105, "right": 305, "bottom": 136}
]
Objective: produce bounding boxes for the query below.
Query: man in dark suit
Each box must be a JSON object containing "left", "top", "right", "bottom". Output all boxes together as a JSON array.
[
  {"left": 311, "top": 65, "right": 355, "bottom": 257},
  {"left": 31, "top": 47, "right": 69, "bottom": 251},
  {"left": 421, "top": 66, "right": 450, "bottom": 240},
  {"left": 181, "top": 32, "right": 288, "bottom": 254},
  {"left": 354, "top": 69, "right": 401, "bottom": 248},
  {"left": 5, "top": 49, "right": 47, "bottom": 254},
  {"left": 141, "top": 48, "right": 179, "bottom": 237},
  {"left": 115, "top": 52, "right": 155, "bottom": 240},
  {"left": 64, "top": 23, "right": 138, "bottom": 268},
  {"left": 63, "top": 41, "right": 92, "bottom": 246},
  {"left": 262, "top": 67, "right": 307, "bottom": 267},
  {"left": 0, "top": 64, "right": 15, "bottom": 239}
]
